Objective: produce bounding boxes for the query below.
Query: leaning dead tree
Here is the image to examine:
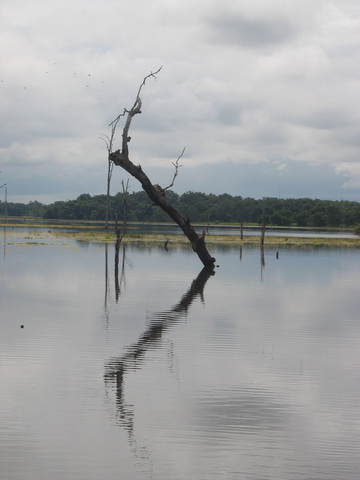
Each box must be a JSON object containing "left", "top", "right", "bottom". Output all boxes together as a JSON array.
[{"left": 108, "top": 68, "right": 215, "bottom": 268}]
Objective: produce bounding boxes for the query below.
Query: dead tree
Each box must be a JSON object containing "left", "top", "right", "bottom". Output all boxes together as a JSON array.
[
  {"left": 108, "top": 68, "right": 215, "bottom": 268},
  {"left": 260, "top": 210, "right": 266, "bottom": 247},
  {"left": 99, "top": 123, "right": 117, "bottom": 229}
]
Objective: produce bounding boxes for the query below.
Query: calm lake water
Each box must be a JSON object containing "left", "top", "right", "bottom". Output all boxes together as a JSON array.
[{"left": 1, "top": 228, "right": 360, "bottom": 479}]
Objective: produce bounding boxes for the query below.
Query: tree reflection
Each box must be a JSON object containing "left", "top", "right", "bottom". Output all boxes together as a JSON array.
[
  {"left": 260, "top": 246, "right": 265, "bottom": 281},
  {"left": 104, "top": 242, "right": 127, "bottom": 320},
  {"left": 2, "top": 226, "right": 6, "bottom": 260},
  {"left": 104, "top": 266, "right": 214, "bottom": 463},
  {"left": 115, "top": 243, "right": 126, "bottom": 301}
]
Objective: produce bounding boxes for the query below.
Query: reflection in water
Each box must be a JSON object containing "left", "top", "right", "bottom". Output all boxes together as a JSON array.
[
  {"left": 260, "top": 246, "right": 265, "bottom": 281},
  {"left": 104, "top": 243, "right": 109, "bottom": 327},
  {"left": 2, "top": 226, "right": 7, "bottom": 259},
  {"left": 104, "top": 242, "right": 127, "bottom": 319},
  {"left": 238, "top": 245, "right": 267, "bottom": 280},
  {"left": 115, "top": 244, "right": 126, "bottom": 301},
  {"left": 104, "top": 267, "right": 214, "bottom": 467}
]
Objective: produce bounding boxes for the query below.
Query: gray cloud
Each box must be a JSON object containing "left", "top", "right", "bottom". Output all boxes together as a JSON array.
[
  {"left": 207, "top": 13, "right": 298, "bottom": 48},
  {"left": 1, "top": 0, "right": 360, "bottom": 204}
]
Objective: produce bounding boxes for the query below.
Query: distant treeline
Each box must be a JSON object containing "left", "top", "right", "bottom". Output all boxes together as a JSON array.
[{"left": 1, "top": 191, "right": 360, "bottom": 228}]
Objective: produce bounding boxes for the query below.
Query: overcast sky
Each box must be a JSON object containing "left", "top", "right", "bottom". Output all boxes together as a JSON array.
[{"left": 1, "top": 0, "right": 360, "bottom": 204}]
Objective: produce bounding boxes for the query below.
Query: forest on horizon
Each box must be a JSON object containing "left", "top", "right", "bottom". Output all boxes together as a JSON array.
[{"left": 1, "top": 190, "right": 360, "bottom": 228}]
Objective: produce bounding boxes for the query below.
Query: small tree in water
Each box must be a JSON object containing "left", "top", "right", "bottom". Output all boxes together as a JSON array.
[{"left": 107, "top": 68, "right": 215, "bottom": 269}]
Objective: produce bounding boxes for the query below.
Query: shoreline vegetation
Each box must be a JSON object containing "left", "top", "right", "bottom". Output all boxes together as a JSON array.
[
  {"left": 3, "top": 192, "right": 360, "bottom": 230},
  {"left": 1, "top": 219, "right": 359, "bottom": 248}
]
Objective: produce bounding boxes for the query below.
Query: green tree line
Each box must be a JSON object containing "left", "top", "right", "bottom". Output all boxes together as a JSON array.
[{"left": 1, "top": 191, "right": 360, "bottom": 228}]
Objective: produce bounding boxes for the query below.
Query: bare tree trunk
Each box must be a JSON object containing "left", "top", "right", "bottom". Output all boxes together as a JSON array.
[
  {"left": 109, "top": 150, "right": 215, "bottom": 267},
  {"left": 108, "top": 69, "right": 215, "bottom": 268},
  {"left": 260, "top": 221, "right": 266, "bottom": 246},
  {"left": 105, "top": 165, "right": 111, "bottom": 229},
  {"left": 260, "top": 207, "right": 266, "bottom": 247}
]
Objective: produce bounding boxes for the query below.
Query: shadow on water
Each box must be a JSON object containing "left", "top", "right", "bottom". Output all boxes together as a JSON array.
[{"left": 104, "top": 263, "right": 214, "bottom": 467}]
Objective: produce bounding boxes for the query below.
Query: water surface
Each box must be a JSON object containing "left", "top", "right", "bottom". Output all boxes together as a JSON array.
[{"left": 1, "top": 230, "right": 360, "bottom": 479}]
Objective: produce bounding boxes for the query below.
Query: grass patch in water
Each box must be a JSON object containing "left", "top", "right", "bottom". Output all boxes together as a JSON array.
[
  {"left": 51, "top": 231, "right": 360, "bottom": 248},
  {"left": 2, "top": 221, "right": 359, "bottom": 248}
]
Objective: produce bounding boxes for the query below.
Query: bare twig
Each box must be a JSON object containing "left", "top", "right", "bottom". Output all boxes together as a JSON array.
[
  {"left": 148, "top": 147, "right": 185, "bottom": 208},
  {"left": 163, "top": 147, "right": 185, "bottom": 191},
  {"left": 108, "top": 109, "right": 126, "bottom": 129}
]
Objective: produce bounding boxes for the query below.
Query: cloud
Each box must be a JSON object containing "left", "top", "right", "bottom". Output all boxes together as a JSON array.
[
  {"left": 1, "top": 0, "right": 360, "bottom": 203},
  {"left": 147, "top": 158, "right": 357, "bottom": 200},
  {"left": 206, "top": 11, "right": 298, "bottom": 48},
  {"left": 203, "top": 0, "right": 321, "bottom": 47}
]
